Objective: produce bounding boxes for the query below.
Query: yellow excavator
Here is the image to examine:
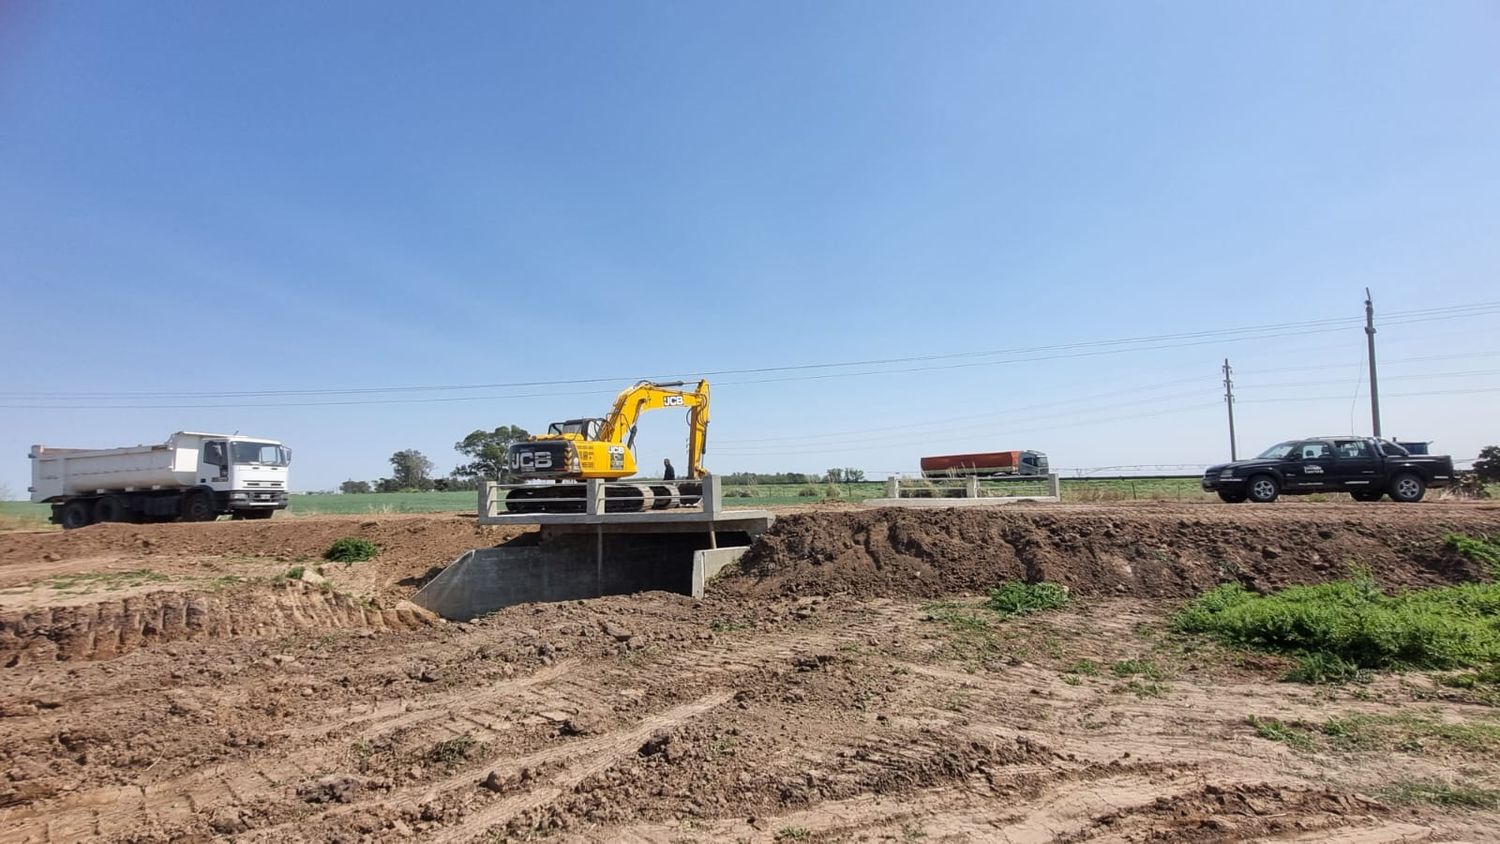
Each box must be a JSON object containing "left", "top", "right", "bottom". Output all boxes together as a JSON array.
[{"left": 502, "top": 380, "right": 710, "bottom": 513}]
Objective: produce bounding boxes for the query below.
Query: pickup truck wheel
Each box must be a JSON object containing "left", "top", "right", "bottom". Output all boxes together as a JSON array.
[
  {"left": 181, "top": 490, "right": 218, "bottom": 522},
  {"left": 1246, "top": 475, "right": 1280, "bottom": 504},
  {"left": 60, "top": 500, "right": 93, "bottom": 530},
  {"left": 1390, "top": 473, "right": 1426, "bottom": 503},
  {"left": 1217, "top": 490, "right": 1247, "bottom": 503}
]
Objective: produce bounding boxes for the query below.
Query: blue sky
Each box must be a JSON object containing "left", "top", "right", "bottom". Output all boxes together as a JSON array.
[{"left": 3, "top": 2, "right": 1499, "bottom": 495}]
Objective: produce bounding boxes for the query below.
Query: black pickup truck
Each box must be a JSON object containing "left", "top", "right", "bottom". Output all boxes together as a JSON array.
[{"left": 1202, "top": 437, "right": 1454, "bottom": 504}]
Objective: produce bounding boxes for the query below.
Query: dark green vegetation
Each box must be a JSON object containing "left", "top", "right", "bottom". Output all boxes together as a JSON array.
[
  {"left": 1174, "top": 576, "right": 1500, "bottom": 682},
  {"left": 986, "top": 581, "right": 1070, "bottom": 617},
  {"left": 324, "top": 537, "right": 379, "bottom": 563}
]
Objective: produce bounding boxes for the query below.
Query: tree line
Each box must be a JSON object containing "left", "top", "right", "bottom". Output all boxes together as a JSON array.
[{"left": 338, "top": 426, "right": 530, "bottom": 494}]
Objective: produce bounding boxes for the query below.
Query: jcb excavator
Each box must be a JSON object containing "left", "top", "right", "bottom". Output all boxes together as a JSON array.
[{"left": 502, "top": 380, "right": 710, "bottom": 513}]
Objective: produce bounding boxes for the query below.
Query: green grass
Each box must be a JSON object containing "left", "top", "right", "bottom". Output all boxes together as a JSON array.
[
  {"left": 1173, "top": 576, "right": 1500, "bottom": 681},
  {"left": 1111, "top": 658, "right": 1166, "bottom": 679},
  {"left": 986, "top": 581, "right": 1070, "bottom": 617},
  {"left": 1446, "top": 533, "right": 1500, "bottom": 577},
  {"left": 45, "top": 569, "right": 172, "bottom": 592},
  {"left": 1246, "top": 715, "right": 1316, "bottom": 750},
  {"left": 1378, "top": 778, "right": 1500, "bottom": 810},
  {"left": 1246, "top": 712, "right": 1500, "bottom": 755}
]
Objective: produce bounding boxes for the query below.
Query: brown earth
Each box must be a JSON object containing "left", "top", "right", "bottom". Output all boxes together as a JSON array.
[
  {"left": 1, "top": 502, "right": 1498, "bottom": 842},
  {"left": 732, "top": 501, "right": 1500, "bottom": 599}
]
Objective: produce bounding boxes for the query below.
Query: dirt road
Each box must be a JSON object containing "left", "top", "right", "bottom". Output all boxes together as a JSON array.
[{"left": 2, "top": 502, "right": 1498, "bottom": 842}]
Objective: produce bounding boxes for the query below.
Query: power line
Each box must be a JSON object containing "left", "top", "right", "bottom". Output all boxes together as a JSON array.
[{"left": 6, "top": 300, "right": 1499, "bottom": 404}]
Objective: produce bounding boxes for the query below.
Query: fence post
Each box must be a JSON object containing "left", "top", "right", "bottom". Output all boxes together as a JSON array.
[
  {"left": 966, "top": 476, "right": 979, "bottom": 498},
  {"left": 478, "top": 482, "right": 495, "bottom": 518},
  {"left": 886, "top": 477, "right": 899, "bottom": 498},
  {"left": 1047, "top": 473, "right": 1061, "bottom": 500}
]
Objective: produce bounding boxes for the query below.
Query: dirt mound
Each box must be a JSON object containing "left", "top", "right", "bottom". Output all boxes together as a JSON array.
[
  {"left": 726, "top": 506, "right": 1500, "bottom": 599},
  {"left": 0, "top": 513, "right": 527, "bottom": 598},
  {"left": 0, "top": 581, "right": 440, "bottom": 665}
]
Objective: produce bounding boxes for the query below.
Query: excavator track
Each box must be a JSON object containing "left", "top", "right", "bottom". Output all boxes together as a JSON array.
[{"left": 503, "top": 482, "right": 703, "bottom": 515}]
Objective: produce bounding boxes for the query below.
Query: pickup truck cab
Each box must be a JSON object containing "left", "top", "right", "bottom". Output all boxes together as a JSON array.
[{"left": 1202, "top": 437, "right": 1454, "bottom": 504}]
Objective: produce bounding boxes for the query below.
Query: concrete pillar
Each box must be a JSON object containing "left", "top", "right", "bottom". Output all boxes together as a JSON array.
[
  {"left": 587, "top": 478, "right": 605, "bottom": 516},
  {"left": 478, "top": 483, "right": 497, "bottom": 518},
  {"left": 1047, "top": 473, "right": 1061, "bottom": 499},
  {"left": 886, "top": 477, "right": 900, "bottom": 498},
  {"left": 966, "top": 476, "right": 980, "bottom": 498},
  {"left": 702, "top": 474, "right": 721, "bottom": 517}
]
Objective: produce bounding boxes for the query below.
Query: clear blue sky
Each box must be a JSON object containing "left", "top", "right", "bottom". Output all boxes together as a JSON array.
[{"left": 3, "top": 2, "right": 1499, "bottom": 495}]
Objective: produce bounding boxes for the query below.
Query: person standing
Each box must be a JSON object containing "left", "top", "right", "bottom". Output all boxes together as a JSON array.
[{"left": 662, "top": 458, "right": 676, "bottom": 481}]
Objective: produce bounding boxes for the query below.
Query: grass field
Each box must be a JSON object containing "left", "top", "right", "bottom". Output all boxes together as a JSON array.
[{"left": 3, "top": 477, "right": 1492, "bottom": 527}]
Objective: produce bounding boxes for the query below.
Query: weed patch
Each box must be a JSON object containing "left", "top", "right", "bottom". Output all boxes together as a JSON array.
[
  {"left": 986, "top": 581, "right": 1069, "bottom": 618},
  {"left": 1173, "top": 576, "right": 1500, "bottom": 681},
  {"left": 1378, "top": 778, "right": 1500, "bottom": 810},
  {"left": 325, "top": 537, "right": 378, "bottom": 563},
  {"left": 1246, "top": 716, "right": 1316, "bottom": 750},
  {"left": 427, "top": 734, "right": 478, "bottom": 767},
  {"left": 1446, "top": 533, "right": 1500, "bottom": 577}
]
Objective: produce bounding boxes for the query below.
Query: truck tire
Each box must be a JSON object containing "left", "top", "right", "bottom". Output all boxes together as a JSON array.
[
  {"left": 60, "top": 500, "right": 93, "bottom": 530},
  {"left": 181, "top": 490, "right": 217, "bottom": 522},
  {"left": 1217, "top": 490, "right": 1247, "bottom": 503},
  {"left": 93, "top": 496, "right": 127, "bottom": 523},
  {"left": 1246, "top": 475, "right": 1280, "bottom": 504},
  {"left": 1389, "top": 473, "right": 1426, "bottom": 503},
  {"left": 1350, "top": 490, "right": 1384, "bottom": 502}
]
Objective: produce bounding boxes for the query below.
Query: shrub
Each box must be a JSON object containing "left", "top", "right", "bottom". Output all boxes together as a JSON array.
[
  {"left": 986, "top": 581, "right": 1069, "bottom": 618},
  {"left": 1173, "top": 576, "right": 1500, "bottom": 679},
  {"left": 325, "top": 537, "right": 379, "bottom": 563},
  {"left": 796, "top": 486, "right": 819, "bottom": 497}
]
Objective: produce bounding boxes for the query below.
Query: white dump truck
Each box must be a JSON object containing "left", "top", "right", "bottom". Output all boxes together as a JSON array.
[{"left": 30, "top": 431, "right": 291, "bottom": 529}]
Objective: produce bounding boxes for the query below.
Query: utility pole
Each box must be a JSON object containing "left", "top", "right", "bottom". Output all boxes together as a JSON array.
[
  {"left": 1365, "top": 289, "right": 1382, "bottom": 438},
  {"left": 1222, "top": 358, "right": 1238, "bottom": 461}
]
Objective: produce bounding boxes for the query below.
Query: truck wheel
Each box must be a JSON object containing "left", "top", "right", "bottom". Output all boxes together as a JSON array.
[
  {"left": 60, "top": 500, "right": 93, "bottom": 529},
  {"left": 1389, "top": 473, "right": 1426, "bottom": 503},
  {"left": 1350, "top": 490, "right": 1384, "bottom": 502},
  {"left": 181, "top": 490, "right": 217, "bottom": 522},
  {"left": 1217, "top": 490, "right": 1247, "bottom": 503},
  {"left": 93, "top": 496, "right": 127, "bottom": 523},
  {"left": 1246, "top": 475, "right": 1280, "bottom": 504}
]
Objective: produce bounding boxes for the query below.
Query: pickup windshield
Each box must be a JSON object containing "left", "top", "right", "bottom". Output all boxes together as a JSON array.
[
  {"left": 1256, "top": 441, "right": 1297, "bottom": 460},
  {"left": 231, "top": 442, "right": 291, "bottom": 466}
]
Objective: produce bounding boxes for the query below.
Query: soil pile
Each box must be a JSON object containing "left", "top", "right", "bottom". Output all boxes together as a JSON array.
[
  {"left": 726, "top": 505, "right": 1500, "bottom": 599},
  {"left": 0, "top": 581, "right": 441, "bottom": 665}
]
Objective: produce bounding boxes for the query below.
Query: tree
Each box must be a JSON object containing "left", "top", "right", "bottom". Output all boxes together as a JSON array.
[
  {"left": 825, "top": 468, "right": 866, "bottom": 484},
  {"left": 1475, "top": 445, "right": 1500, "bottom": 484},
  {"left": 339, "top": 479, "right": 372, "bottom": 495},
  {"left": 389, "top": 449, "right": 435, "bottom": 491},
  {"left": 453, "top": 425, "right": 531, "bottom": 481}
]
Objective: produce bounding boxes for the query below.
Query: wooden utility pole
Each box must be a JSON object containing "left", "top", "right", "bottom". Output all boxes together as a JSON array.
[
  {"left": 1222, "top": 358, "right": 1238, "bottom": 460},
  {"left": 1365, "top": 289, "right": 1382, "bottom": 438}
]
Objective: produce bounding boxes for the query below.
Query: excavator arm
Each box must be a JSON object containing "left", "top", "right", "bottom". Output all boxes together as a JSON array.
[{"left": 599, "top": 380, "right": 710, "bottom": 479}]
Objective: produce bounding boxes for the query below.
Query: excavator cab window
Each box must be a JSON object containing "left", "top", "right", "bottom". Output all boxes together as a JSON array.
[{"left": 548, "top": 419, "right": 604, "bottom": 439}]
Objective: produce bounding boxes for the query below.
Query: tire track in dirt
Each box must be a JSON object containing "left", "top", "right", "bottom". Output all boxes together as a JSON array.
[
  {"left": 424, "top": 691, "right": 736, "bottom": 844},
  {"left": 2, "top": 605, "right": 915, "bottom": 843}
]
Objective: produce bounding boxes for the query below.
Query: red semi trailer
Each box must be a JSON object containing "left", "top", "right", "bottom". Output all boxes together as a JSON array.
[{"left": 920, "top": 450, "right": 1049, "bottom": 478}]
